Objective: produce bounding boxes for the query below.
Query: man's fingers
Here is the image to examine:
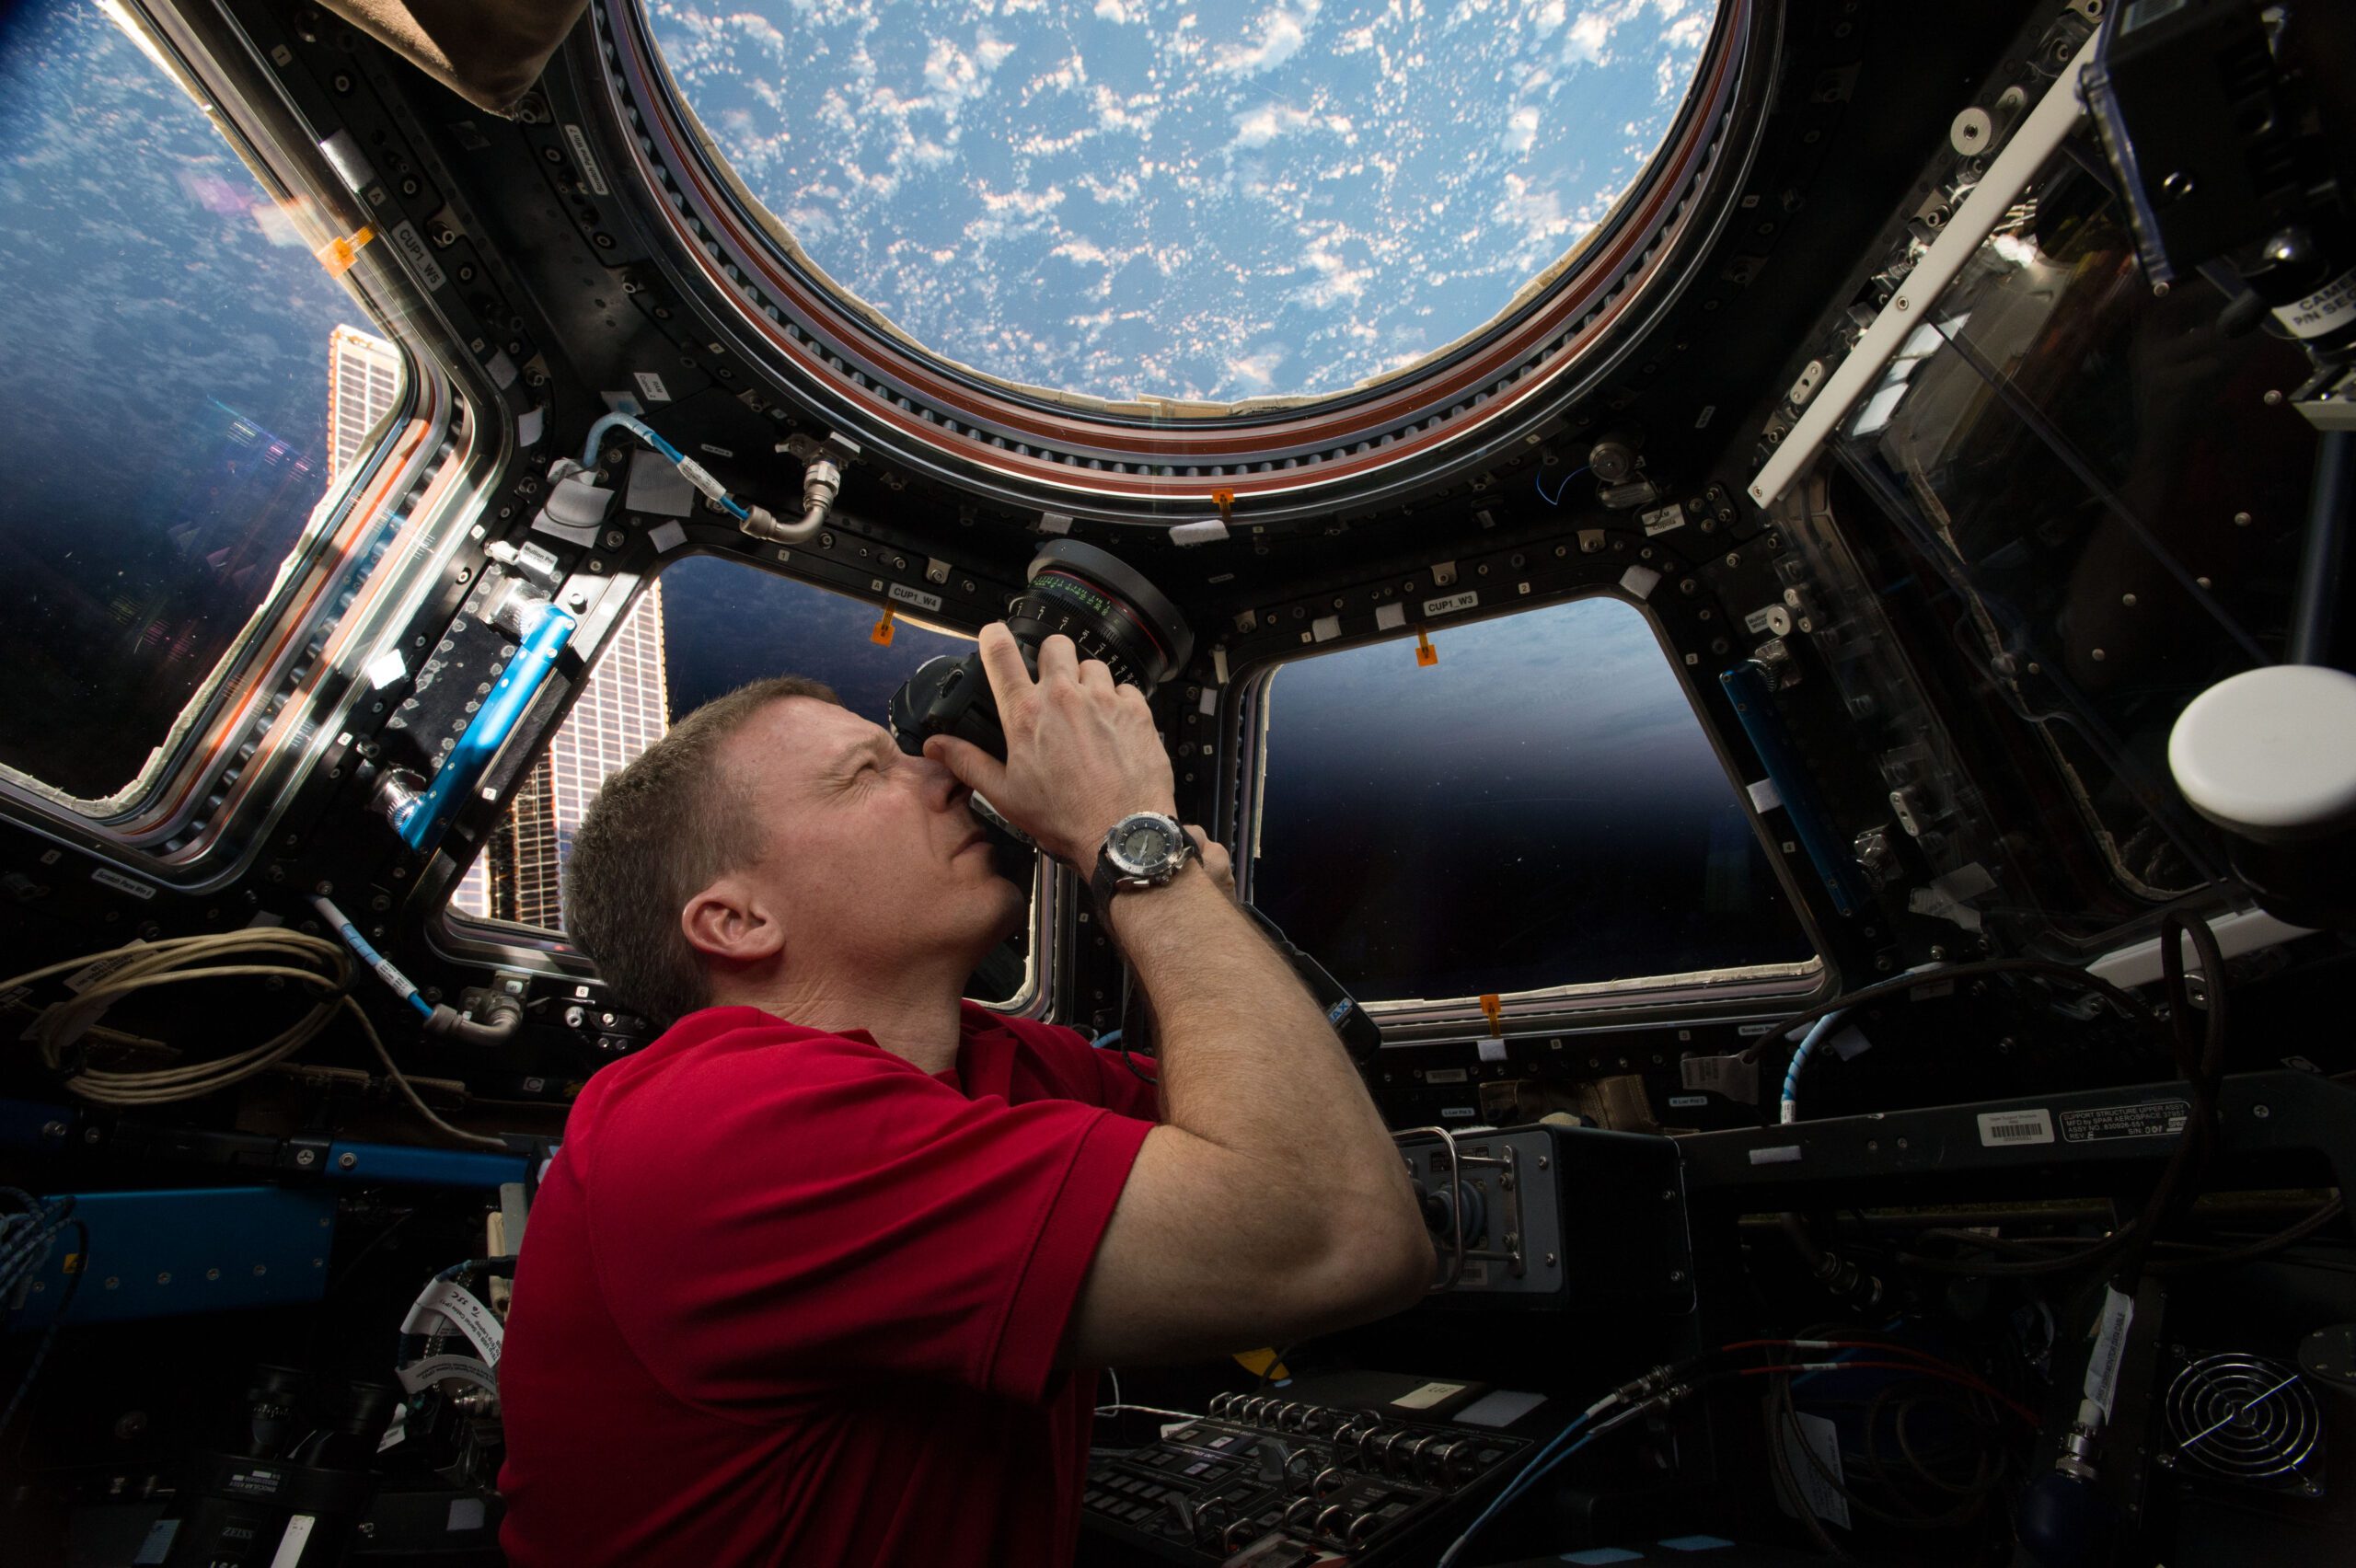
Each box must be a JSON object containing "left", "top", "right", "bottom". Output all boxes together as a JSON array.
[
  {"left": 974, "top": 624, "right": 1033, "bottom": 709},
  {"left": 1186, "top": 825, "right": 1237, "bottom": 894},
  {"left": 1078, "top": 658, "right": 1116, "bottom": 694},
  {"left": 923, "top": 734, "right": 1010, "bottom": 801},
  {"left": 1035, "top": 632, "right": 1080, "bottom": 685}
]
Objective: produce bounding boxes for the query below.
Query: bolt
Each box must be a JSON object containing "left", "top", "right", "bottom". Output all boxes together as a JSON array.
[
  {"left": 2254, "top": 1104, "right": 2271, "bottom": 1119},
  {"left": 2234, "top": 511, "right": 2254, "bottom": 526},
  {"left": 156, "top": 1272, "right": 171, "bottom": 1286},
  {"left": 206, "top": 1268, "right": 220, "bottom": 1281},
  {"left": 1669, "top": 1269, "right": 1687, "bottom": 1284},
  {"left": 2160, "top": 170, "right": 2196, "bottom": 201},
  {"left": 2263, "top": 389, "right": 2283, "bottom": 407},
  {"left": 84, "top": 1125, "right": 102, "bottom": 1145},
  {"left": 295, "top": 1148, "right": 318, "bottom": 1168},
  {"left": 253, "top": 1264, "right": 268, "bottom": 1276},
  {"left": 339, "top": 1151, "right": 359, "bottom": 1169},
  {"left": 1545, "top": 1252, "right": 1557, "bottom": 1267},
  {"left": 40, "top": 1120, "right": 65, "bottom": 1140}
]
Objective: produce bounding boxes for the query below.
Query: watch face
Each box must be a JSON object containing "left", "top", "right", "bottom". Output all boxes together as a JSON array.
[{"left": 1110, "top": 814, "right": 1177, "bottom": 874}]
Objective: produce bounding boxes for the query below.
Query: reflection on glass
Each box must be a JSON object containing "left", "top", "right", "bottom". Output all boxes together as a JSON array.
[
  {"left": 1833, "top": 164, "right": 2316, "bottom": 900},
  {"left": 645, "top": 0, "right": 1719, "bottom": 404},
  {"left": 0, "top": 0, "right": 398, "bottom": 801},
  {"left": 1251, "top": 597, "right": 1813, "bottom": 1002}
]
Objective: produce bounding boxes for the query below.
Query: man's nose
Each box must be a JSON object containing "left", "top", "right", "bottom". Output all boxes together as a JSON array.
[{"left": 907, "top": 751, "right": 965, "bottom": 811}]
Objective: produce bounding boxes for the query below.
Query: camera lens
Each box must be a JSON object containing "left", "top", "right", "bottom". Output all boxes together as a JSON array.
[{"left": 888, "top": 538, "right": 1192, "bottom": 762}]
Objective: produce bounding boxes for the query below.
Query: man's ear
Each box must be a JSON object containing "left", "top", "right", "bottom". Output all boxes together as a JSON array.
[{"left": 681, "top": 873, "right": 785, "bottom": 965}]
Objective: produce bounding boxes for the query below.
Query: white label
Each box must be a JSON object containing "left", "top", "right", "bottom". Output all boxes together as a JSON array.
[
  {"left": 562, "top": 123, "right": 610, "bottom": 196},
  {"left": 1680, "top": 1053, "right": 1760, "bottom": 1101},
  {"left": 1737, "top": 1020, "right": 1780, "bottom": 1036},
  {"left": 648, "top": 521, "right": 687, "bottom": 554},
  {"left": 1374, "top": 601, "right": 1407, "bottom": 632},
  {"left": 1311, "top": 614, "right": 1341, "bottom": 642},
  {"left": 396, "top": 1353, "right": 496, "bottom": 1395},
  {"left": 1439, "top": 1106, "right": 1476, "bottom": 1119},
  {"left": 1423, "top": 590, "right": 1479, "bottom": 617},
  {"left": 90, "top": 867, "right": 156, "bottom": 901},
  {"left": 1641, "top": 503, "right": 1686, "bottom": 536},
  {"left": 1668, "top": 1094, "right": 1709, "bottom": 1109},
  {"left": 1976, "top": 1109, "right": 2054, "bottom": 1147},
  {"left": 634, "top": 371, "right": 673, "bottom": 404},
  {"left": 64, "top": 940, "right": 148, "bottom": 994},
  {"left": 387, "top": 221, "right": 447, "bottom": 291},
  {"left": 1775, "top": 1412, "right": 1853, "bottom": 1529},
  {"left": 700, "top": 444, "right": 735, "bottom": 458},
  {"left": 400, "top": 1279, "right": 505, "bottom": 1366},
  {"left": 1392, "top": 1379, "right": 1469, "bottom": 1411},
  {"left": 2082, "top": 1286, "right": 2136, "bottom": 1418},
  {"left": 1424, "top": 1068, "right": 1468, "bottom": 1084},
  {"left": 2273, "top": 268, "right": 2356, "bottom": 340},
  {"left": 888, "top": 582, "right": 944, "bottom": 613},
  {"left": 364, "top": 648, "right": 409, "bottom": 690},
  {"left": 1620, "top": 564, "right": 1662, "bottom": 600},
  {"left": 674, "top": 456, "right": 727, "bottom": 500},
  {"left": 269, "top": 1516, "right": 318, "bottom": 1568}
]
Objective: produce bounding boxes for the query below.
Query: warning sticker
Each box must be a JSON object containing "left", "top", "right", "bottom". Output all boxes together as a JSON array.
[
  {"left": 1976, "top": 1108, "right": 2054, "bottom": 1147},
  {"left": 2060, "top": 1099, "right": 2189, "bottom": 1144}
]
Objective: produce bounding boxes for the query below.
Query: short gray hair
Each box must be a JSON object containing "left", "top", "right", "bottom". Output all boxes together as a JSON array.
[{"left": 563, "top": 674, "right": 839, "bottom": 1026}]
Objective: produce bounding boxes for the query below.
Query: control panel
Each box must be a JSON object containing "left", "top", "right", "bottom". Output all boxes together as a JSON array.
[{"left": 1081, "top": 1387, "right": 1542, "bottom": 1566}]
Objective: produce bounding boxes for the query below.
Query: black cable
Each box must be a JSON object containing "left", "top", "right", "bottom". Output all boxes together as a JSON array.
[{"left": 1741, "top": 958, "right": 2168, "bottom": 1076}]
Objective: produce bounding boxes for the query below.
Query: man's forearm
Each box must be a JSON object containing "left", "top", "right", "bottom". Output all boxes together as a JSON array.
[{"left": 1107, "top": 867, "right": 1415, "bottom": 1228}]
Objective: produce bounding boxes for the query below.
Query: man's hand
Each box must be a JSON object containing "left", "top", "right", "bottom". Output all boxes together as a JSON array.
[
  {"left": 923, "top": 626, "right": 1177, "bottom": 867},
  {"left": 1186, "top": 824, "right": 1236, "bottom": 897}
]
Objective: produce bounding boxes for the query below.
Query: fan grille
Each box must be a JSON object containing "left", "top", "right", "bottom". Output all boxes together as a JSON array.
[{"left": 2165, "top": 1353, "right": 2321, "bottom": 1484}]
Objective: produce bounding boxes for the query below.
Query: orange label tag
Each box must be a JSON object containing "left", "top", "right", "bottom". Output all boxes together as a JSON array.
[
  {"left": 871, "top": 605, "right": 896, "bottom": 645},
  {"left": 1415, "top": 627, "right": 1438, "bottom": 667},
  {"left": 1479, "top": 993, "right": 1504, "bottom": 1035}
]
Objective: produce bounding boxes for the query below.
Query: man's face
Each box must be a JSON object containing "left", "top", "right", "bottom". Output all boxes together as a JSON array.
[{"left": 714, "top": 697, "right": 1028, "bottom": 974}]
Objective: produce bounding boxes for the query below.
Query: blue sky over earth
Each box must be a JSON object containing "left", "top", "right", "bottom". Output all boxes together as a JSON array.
[{"left": 647, "top": 0, "right": 1715, "bottom": 404}]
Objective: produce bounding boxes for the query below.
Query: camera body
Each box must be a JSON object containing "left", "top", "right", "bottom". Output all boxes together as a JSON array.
[{"left": 887, "top": 538, "right": 1195, "bottom": 765}]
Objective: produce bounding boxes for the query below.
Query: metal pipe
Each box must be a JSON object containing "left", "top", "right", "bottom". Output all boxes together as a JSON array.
[
  {"left": 737, "top": 453, "right": 842, "bottom": 546},
  {"left": 2287, "top": 429, "right": 2351, "bottom": 668}
]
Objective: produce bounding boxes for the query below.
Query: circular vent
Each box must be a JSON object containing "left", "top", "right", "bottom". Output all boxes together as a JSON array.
[{"left": 2165, "top": 1354, "right": 2321, "bottom": 1484}]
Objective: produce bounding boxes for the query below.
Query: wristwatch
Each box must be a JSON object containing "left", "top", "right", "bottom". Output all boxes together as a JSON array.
[{"left": 1091, "top": 811, "right": 1198, "bottom": 913}]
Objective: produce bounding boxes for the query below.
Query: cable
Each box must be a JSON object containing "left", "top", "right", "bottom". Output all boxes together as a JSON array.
[
  {"left": 312, "top": 896, "right": 433, "bottom": 1020},
  {"left": 1534, "top": 464, "right": 1591, "bottom": 506},
  {"left": 1, "top": 932, "right": 505, "bottom": 1147},
  {"left": 581, "top": 411, "right": 756, "bottom": 524},
  {"left": 1780, "top": 1009, "right": 1848, "bottom": 1124},
  {"left": 0, "top": 1191, "right": 84, "bottom": 1438},
  {"left": 1741, "top": 957, "right": 2168, "bottom": 1075}
]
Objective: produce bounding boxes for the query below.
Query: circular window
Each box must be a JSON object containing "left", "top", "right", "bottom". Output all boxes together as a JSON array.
[{"left": 599, "top": 1, "right": 1756, "bottom": 522}]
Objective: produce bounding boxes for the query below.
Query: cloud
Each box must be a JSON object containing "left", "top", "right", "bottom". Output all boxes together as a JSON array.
[
  {"left": 1228, "top": 103, "right": 1350, "bottom": 150},
  {"left": 1212, "top": 2, "right": 1320, "bottom": 75},
  {"left": 1093, "top": 0, "right": 1139, "bottom": 20},
  {"left": 1503, "top": 105, "right": 1540, "bottom": 155},
  {"left": 1224, "top": 347, "right": 1288, "bottom": 391}
]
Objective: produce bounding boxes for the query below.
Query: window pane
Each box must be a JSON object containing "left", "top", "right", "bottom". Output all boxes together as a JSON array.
[
  {"left": 452, "top": 558, "right": 1033, "bottom": 1003},
  {"left": 0, "top": 0, "right": 403, "bottom": 801},
  {"left": 1251, "top": 597, "right": 1814, "bottom": 1002},
  {"left": 646, "top": 0, "right": 1719, "bottom": 404}
]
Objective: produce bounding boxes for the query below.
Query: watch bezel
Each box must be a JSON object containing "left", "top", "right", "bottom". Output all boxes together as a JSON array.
[{"left": 1103, "top": 811, "right": 1187, "bottom": 881}]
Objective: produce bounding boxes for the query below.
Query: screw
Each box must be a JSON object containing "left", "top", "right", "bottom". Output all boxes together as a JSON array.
[
  {"left": 339, "top": 1151, "right": 359, "bottom": 1169},
  {"left": 206, "top": 1268, "right": 220, "bottom": 1281},
  {"left": 2263, "top": 390, "right": 2283, "bottom": 407},
  {"left": 40, "top": 1120, "right": 65, "bottom": 1140},
  {"left": 156, "top": 1273, "right": 171, "bottom": 1286},
  {"left": 294, "top": 1148, "right": 318, "bottom": 1168},
  {"left": 253, "top": 1264, "right": 268, "bottom": 1276},
  {"left": 2253, "top": 1104, "right": 2270, "bottom": 1119},
  {"left": 2234, "top": 511, "right": 2254, "bottom": 526},
  {"left": 1669, "top": 1269, "right": 1687, "bottom": 1284}
]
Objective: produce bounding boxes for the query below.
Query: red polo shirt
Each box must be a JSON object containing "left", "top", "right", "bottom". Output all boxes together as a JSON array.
[{"left": 497, "top": 1002, "right": 1159, "bottom": 1567}]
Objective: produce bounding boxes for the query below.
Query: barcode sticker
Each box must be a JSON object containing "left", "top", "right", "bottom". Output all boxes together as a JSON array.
[{"left": 1976, "top": 1109, "right": 2054, "bottom": 1147}]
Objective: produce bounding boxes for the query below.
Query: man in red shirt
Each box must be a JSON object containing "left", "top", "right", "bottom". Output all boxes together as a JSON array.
[{"left": 496, "top": 625, "right": 1433, "bottom": 1566}]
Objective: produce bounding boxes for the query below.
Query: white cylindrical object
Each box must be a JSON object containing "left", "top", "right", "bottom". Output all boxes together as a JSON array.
[{"left": 2168, "top": 665, "right": 2356, "bottom": 840}]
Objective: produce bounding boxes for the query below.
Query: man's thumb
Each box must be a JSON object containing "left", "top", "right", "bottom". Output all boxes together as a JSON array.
[{"left": 924, "top": 734, "right": 1007, "bottom": 795}]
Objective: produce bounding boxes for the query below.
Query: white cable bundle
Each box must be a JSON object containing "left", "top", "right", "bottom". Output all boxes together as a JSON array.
[{"left": 2, "top": 930, "right": 505, "bottom": 1147}]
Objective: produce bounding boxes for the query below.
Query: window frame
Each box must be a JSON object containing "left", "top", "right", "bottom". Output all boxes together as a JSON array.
[
  {"left": 427, "top": 553, "right": 1063, "bottom": 1020},
  {"left": 0, "top": 0, "right": 501, "bottom": 877},
  {"left": 1226, "top": 590, "right": 1830, "bottom": 1042},
  {"left": 585, "top": 0, "right": 1772, "bottom": 529}
]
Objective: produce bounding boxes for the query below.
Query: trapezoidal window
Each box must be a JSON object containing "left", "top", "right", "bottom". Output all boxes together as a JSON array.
[
  {"left": 0, "top": 0, "right": 410, "bottom": 808},
  {"left": 1244, "top": 595, "right": 1815, "bottom": 1005}
]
